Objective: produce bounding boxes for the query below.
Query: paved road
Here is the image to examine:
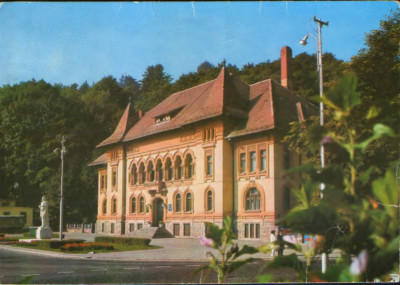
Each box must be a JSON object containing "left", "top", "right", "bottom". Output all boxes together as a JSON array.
[{"left": 0, "top": 249, "right": 264, "bottom": 284}]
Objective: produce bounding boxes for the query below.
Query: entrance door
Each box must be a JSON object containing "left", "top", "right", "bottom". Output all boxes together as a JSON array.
[{"left": 152, "top": 198, "right": 164, "bottom": 226}]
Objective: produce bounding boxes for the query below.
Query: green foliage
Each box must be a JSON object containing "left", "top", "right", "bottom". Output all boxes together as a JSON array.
[
  {"left": 278, "top": 70, "right": 399, "bottom": 282},
  {"left": 94, "top": 236, "right": 151, "bottom": 246},
  {"left": 197, "top": 216, "right": 259, "bottom": 283}
]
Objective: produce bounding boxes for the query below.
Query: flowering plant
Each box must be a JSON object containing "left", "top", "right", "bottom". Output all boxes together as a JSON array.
[{"left": 197, "top": 216, "right": 259, "bottom": 283}]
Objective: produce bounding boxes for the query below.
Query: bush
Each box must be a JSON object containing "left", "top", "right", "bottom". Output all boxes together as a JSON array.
[
  {"left": 60, "top": 242, "right": 114, "bottom": 252},
  {"left": 34, "top": 239, "right": 85, "bottom": 249},
  {"left": 0, "top": 237, "right": 19, "bottom": 242},
  {"left": 94, "top": 236, "right": 151, "bottom": 246}
]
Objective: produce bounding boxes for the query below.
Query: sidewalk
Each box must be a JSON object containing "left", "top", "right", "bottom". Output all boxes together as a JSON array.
[{"left": 0, "top": 232, "right": 341, "bottom": 262}]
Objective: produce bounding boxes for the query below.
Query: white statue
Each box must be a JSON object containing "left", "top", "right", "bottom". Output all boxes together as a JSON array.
[
  {"left": 39, "top": 196, "right": 49, "bottom": 227},
  {"left": 36, "top": 196, "right": 52, "bottom": 239}
]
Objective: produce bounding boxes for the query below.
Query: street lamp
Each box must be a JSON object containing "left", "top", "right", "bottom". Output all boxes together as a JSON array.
[
  {"left": 54, "top": 136, "right": 67, "bottom": 240},
  {"left": 299, "top": 16, "right": 329, "bottom": 273}
]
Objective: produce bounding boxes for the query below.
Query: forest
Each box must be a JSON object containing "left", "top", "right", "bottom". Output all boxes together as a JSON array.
[{"left": 0, "top": 10, "right": 398, "bottom": 229}]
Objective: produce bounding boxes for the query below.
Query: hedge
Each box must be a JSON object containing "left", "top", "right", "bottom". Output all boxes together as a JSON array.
[
  {"left": 60, "top": 242, "right": 114, "bottom": 252},
  {"left": 32, "top": 239, "right": 85, "bottom": 249},
  {"left": 94, "top": 236, "right": 151, "bottom": 246}
]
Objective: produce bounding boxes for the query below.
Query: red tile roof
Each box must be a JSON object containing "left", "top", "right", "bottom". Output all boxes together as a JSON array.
[
  {"left": 88, "top": 153, "right": 107, "bottom": 167},
  {"left": 96, "top": 68, "right": 316, "bottom": 148},
  {"left": 97, "top": 103, "right": 135, "bottom": 148}
]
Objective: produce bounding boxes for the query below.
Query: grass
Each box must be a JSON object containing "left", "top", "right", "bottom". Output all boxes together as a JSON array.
[{"left": 11, "top": 240, "right": 161, "bottom": 254}]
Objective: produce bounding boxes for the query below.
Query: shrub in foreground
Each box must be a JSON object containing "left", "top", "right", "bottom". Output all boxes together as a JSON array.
[{"left": 60, "top": 242, "right": 114, "bottom": 252}]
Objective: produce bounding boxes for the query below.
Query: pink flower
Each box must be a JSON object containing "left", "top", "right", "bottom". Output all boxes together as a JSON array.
[
  {"left": 321, "top": 135, "right": 333, "bottom": 145},
  {"left": 350, "top": 249, "right": 368, "bottom": 275},
  {"left": 199, "top": 236, "right": 213, "bottom": 247}
]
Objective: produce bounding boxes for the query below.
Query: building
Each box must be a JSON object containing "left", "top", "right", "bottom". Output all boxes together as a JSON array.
[
  {"left": 89, "top": 46, "right": 314, "bottom": 240},
  {"left": 0, "top": 198, "right": 34, "bottom": 232}
]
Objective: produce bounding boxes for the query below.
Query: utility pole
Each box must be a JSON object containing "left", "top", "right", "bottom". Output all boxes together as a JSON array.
[
  {"left": 55, "top": 136, "right": 67, "bottom": 240},
  {"left": 300, "top": 16, "right": 329, "bottom": 274}
]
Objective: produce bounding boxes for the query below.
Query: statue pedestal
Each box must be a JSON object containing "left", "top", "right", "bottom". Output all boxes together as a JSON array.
[{"left": 36, "top": 226, "right": 53, "bottom": 239}]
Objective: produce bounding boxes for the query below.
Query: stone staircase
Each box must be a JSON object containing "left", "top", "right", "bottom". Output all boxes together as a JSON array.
[{"left": 126, "top": 226, "right": 174, "bottom": 239}]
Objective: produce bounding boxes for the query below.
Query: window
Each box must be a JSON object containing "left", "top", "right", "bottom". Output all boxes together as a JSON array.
[
  {"left": 245, "top": 188, "right": 261, "bottom": 210},
  {"left": 147, "top": 161, "right": 154, "bottom": 182},
  {"left": 165, "top": 158, "right": 173, "bottom": 181},
  {"left": 137, "top": 223, "right": 143, "bottom": 230},
  {"left": 173, "top": 224, "right": 180, "bottom": 236},
  {"left": 112, "top": 169, "right": 117, "bottom": 188},
  {"left": 131, "top": 197, "right": 136, "bottom": 213},
  {"left": 139, "top": 197, "right": 145, "bottom": 213},
  {"left": 284, "top": 147, "right": 290, "bottom": 170},
  {"left": 129, "top": 223, "right": 135, "bottom": 232},
  {"left": 156, "top": 159, "right": 163, "bottom": 181},
  {"left": 206, "top": 156, "right": 212, "bottom": 176},
  {"left": 206, "top": 190, "right": 213, "bottom": 211},
  {"left": 111, "top": 223, "right": 115, "bottom": 234},
  {"left": 284, "top": 187, "right": 291, "bottom": 211},
  {"left": 101, "top": 223, "right": 104, "bottom": 233},
  {"left": 175, "top": 156, "right": 183, "bottom": 180},
  {"left": 139, "top": 162, "right": 145, "bottom": 184},
  {"left": 131, "top": 164, "right": 137, "bottom": 185},
  {"left": 185, "top": 154, "right": 194, "bottom": 179},
  {"left": 205, "top": 223, "right": 212, "bottom": 236},
  {"left": 260, "top": 150, "right": 267, "bottom": 171},
  {"left": 102, "top": 199, "right": 107, "bottom": 215},
  {"left": 175, "top": 194, "right": 181, "bottom": 212},
  {"left": 239, "top": 153, "right": 246, "bottom": 173},
  {"left": 184, "top": 223, "right": 191, "bottom": 236},
  {"left": 185, "top": 193, "right": 192, "bottom": 212},
  {"left": 112, "top": 198, "right": 117, "bottom": 214},
  {"left": 250, "top": 151, "right": 256, "bottom": 172},
  {"left": 244, "top": 223, "right": 260, "bottom": 238},
  {"left": 100, "top": 174, "right": 105, "bottom": 189}
]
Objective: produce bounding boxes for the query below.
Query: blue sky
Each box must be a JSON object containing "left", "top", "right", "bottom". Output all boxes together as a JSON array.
[{"left": 0, "top": 1, "right": 398, "bottom": 87}]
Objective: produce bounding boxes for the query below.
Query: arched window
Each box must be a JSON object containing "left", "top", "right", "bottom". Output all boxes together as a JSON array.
[
  {"left": 156, "top": 159, "right": 163, "bottom": 181},
  {"left": 139, "top": 196, "right": 145, "bottom": 213},
  {"left": 147, "top": 161, "right": 154, "bottom": 182},
  {"left": 185, "top": 154, "right": 194, "bottom": 179},
  {"left": 206, "top": 190, "right": 213, "bottom": 211},
  {"left": 112, "top": 197, "right": 117, "bottom": 214},
  {"left": 130, "top": 164, "right": 137, "bottom": 185},
  {"left": 175, "top": 194, "right": 181, "bottom": 212},
  {"left": 185, "top": 193, "right": 192, "bottom": 212},
  {"left": 165, "top": 158, "right": 173, "bottom": 181},
  {"left": 175, "top": 156, "right": 183, "bottom": 180},
  {"left": 102, "top": 199, "right": 107, "bottom": 215},
  {"left": 139, "top": 162, "right": 145, "bottom": 184},
  {"left": 131, "top": 197, "right": 136, "bottom": 213},
  {"left": 245, "top": 188, "right": 261, "bottom": 210}
]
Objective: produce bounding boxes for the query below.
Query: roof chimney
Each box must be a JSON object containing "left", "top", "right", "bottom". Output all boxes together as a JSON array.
[
  {"left": 138, "top": 110, "right": 143, "bottom": 119},
  {"left": 280, "top": 46, "right": 292, "bottom": 89}
]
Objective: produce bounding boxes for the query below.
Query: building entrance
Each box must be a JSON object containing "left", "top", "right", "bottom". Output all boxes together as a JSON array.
[{"left": 152, "top": 198, "right": 164, "bottom": 227}]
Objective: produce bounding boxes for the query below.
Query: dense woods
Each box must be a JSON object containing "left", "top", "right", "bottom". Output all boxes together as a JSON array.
[{"left": 0, "top": 10, "right": 398, "bottom": 230}]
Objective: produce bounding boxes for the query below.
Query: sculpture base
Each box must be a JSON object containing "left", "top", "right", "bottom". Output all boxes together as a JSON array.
[{"left": 36, "top": 226, "right": 53, "bottom": 239}]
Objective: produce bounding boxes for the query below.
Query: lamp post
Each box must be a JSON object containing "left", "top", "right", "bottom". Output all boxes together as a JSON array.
[
  {"left": 54, "top": 136, "right": 67, "bottom": 240},
  {"left": 299, "top": 16, "right": 329, "bottom": 273}
]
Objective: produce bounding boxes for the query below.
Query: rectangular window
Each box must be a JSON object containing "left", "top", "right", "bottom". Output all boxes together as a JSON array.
[
  {"left": 240, "top": 153, "right": 246, "bottom": 173},
  {"left": 111, "top": 223, "right": 115, "bottom": 234},
  {"left": 101, "top": 223, "right": 104, "bottom": 233},
  {"left": 20, "top": 212, "right": 27, "bottom": 223},
  {"left": 183, "top": 223, "right": 191, "bottom": 236},
  {"left": 256, "top": 224, "right": 260, "bottom": 238},
  {"left": 250, "top": 224, "right": 254, "bottom": 238},
  {"left": 284, "top": 147, "right": 290, "bottom": 170},
  {"left": 206, "top": 156, "right": 212, "bottom": 176},
  {"left": 173, "top": 224, "right": 180, "bottom": 236},
  {"left": 205, "top": 224, "right": 212, "bottom": 236},
  {"left": 129, "top": 223, "right": 135, "bottom": 232},
  {"left": 137, "top": 223, "right": 143, "bottom": 230},
  {"left": 244, "top": 224, "right": 249, "bottom": 238},
  {"left": 250, "top": 151, "right": 256, "bottom": 172},
  {"left": 112, "top": 169, "right": 117, "bottom": 187},
  {"left": 260, "top": 150, "right": 267, "bottom": 171}
]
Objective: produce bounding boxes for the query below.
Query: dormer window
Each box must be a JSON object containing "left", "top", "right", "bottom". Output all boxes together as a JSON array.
[{"left": 154, "top": 107, "right": 183, "bottom": 125}]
